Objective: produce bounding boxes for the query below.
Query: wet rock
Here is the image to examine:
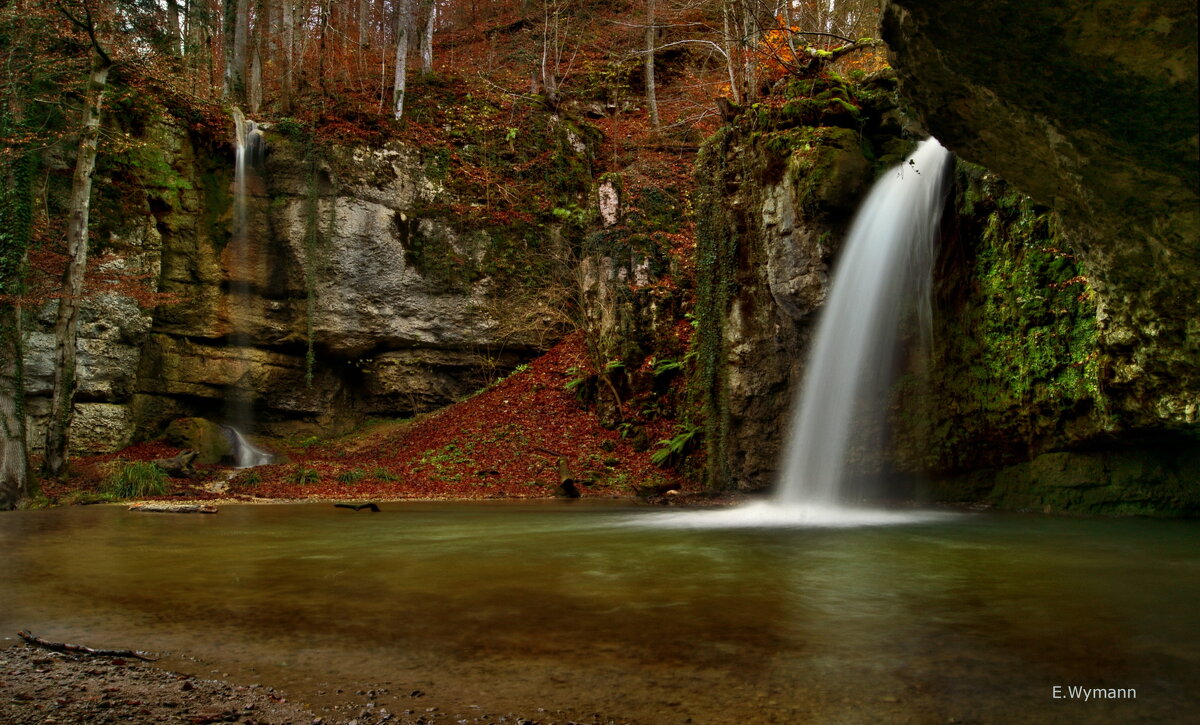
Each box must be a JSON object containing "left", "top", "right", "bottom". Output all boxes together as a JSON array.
[{"left": 164, "top": 417, "right": 233, "bottom": 465}]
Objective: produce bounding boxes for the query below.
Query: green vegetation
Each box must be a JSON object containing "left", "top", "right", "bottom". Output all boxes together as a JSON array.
[
  {"left": 337, "top": 469, "right": 366, "bottom": 485},
  {"left": 289, "top": 466, "right": 320, "bottom": 485},
  {"left": 103, "top": 462, "right": 170, "bottom": 499},
  {"left": 692, "top": 127, "right": 737, "bottom": 489},
  {"left": 370, "top": 467, "right": 400, "bottom": 482},
  {"left": 897, "top": 164, "right": 1107, "bottom": 475},
  {"left": 650, "top": 424, "right": 703, "bottom": 468}
]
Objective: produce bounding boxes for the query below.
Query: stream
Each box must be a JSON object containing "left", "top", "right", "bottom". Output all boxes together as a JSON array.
[{"left": 2, "top": 501, "right": 1197, "bottom": 723}]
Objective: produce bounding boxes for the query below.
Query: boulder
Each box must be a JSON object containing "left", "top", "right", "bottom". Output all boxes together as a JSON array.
[{"left": 164, "top": 417, "right": 232, "bottom": 465}]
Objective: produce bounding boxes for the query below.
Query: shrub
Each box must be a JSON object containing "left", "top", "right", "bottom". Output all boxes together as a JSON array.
[
  {"left": 289, "top": 466, "right": 320, "bottom": 485},
  {"left": 103, "top": 462, "right": 170, "bottom": 499},
  {"left": 337, "top": 469, "right": 365, "bottom": 485}
]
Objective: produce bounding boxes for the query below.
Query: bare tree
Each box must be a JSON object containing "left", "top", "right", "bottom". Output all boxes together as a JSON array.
[
  {"left": 222, "top": 0, "right": 249, "bottom": 103},
  {"left": 393, "top": 0, "right": 412, "bottom": 118},
  {"left": 417, "top": 0, "right": 435, "bottom": 74},
  {"left": 41, "top": 0, "right": 114, "bottom": 479},
  {"left": 0, "top": 1, "right": 37, "bottom": 508},
  {"left": 645, "top": 0, "right": 659, "bottom": 129}
]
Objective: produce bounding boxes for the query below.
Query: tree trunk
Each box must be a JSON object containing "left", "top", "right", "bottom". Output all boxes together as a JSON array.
[
  {"left": 40, "top": 54, "right": 111, "bottom": 480},
  {"left": 644, "top": 0, "right": 659, "bottom": 129},
  {"left": 222, "top": 0, "right": 235, "bottom": 98},
  {"left": 741, "top": 0, "right": 756, "bottom": 101},
  {"left": 280, "top": 0, "right": 294, "bottom": 112},
  {"left": 165, "top": 0, "right": 181, "bottom": 55},
  {"left": 721, "top": 1, "right": 741, "bottom": 104},
  {"left": 419, "top": 0, "right": 435, "bottom": 75},
  {"left": 392, "top": 0, "right": 410, "bottom": 118},
  {"left": 0, "top": 354, "right": 30, "bottom": 509},
  {"left": 234, "top": 0, "right": 249, "bottom": 100},
  {"left": 223, "top": 0, "right": 248, "bottom": 102},
  {"left": 0, "top": 8, "right": 35, "bottom": 510},
  {"left": 358, "top": 0, "right": 369, "bottom": 46},
  {"left": 540, "top": 0, "right": 558, "bottom": 103},
  {"left": 0, "top": 165, "right": 31, "bottom": 508},
  {"left": 249, "top": 37, "right": 262, "bottom": 113}
]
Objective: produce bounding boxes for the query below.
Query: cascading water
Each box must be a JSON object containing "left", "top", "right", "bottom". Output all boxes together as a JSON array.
[
  {"left": 776, "top": 137, "right": 952, "bottom": 508},
  {"left": 639, "top": 138, "right": 953, "bottom": 528},
  {"left": 222, "top": 426, "right": 275, "bottom": 468},
  {"left": 227, "top": 109, "right": 271, "bottom": 466}
]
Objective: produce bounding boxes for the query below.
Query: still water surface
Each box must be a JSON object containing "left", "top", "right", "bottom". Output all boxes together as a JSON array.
[{"left": 1, "top": 501, "right": 1197, "bottom": 723}]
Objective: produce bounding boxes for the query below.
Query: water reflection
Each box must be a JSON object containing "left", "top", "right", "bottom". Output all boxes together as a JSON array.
[{"left": 1, "top": 503, "right": 1197, "bottom": 723}]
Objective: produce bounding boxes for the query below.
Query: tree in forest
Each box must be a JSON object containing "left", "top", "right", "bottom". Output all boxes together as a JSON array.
[
  {"left": 393, "top": 0, "right": 412, "bottom": 118},
  {"left": 0, "top": 1, "right": 40, "bottom": 508},
  {"left": 644, "top": 0, "right": 659, "bottom": 129},
  {"left": 223, "top": 0, "right": 250, "bottom": 104},
  {"left": 40, "top": 0, "right": 114, "bottom": 480}
]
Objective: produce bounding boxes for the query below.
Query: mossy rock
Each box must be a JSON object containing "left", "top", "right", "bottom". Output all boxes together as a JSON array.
[{"left": 164, "top": 417, "right": 233, "bottom": 465}]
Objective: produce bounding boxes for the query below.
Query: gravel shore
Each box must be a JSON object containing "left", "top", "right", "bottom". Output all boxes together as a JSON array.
[{"left": 0, "top": 644, "right": 619, "bottom": 725}]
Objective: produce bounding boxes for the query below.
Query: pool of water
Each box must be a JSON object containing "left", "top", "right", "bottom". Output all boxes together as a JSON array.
[{"left": 1, "top": 501, "right": 1197, "bottom": 723}]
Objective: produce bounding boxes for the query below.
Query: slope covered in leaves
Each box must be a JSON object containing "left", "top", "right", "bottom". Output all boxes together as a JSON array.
[{"left": 53, "top": 334, "right": 689, "bottom": 503}]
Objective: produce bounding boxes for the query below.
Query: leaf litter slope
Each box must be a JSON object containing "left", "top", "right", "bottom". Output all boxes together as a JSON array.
[
  {"left": 54, "top": 334, "right": 685, "bottom": 502},
  {"left": 248, "top": 334, "right": 685, "bottom": 500}
]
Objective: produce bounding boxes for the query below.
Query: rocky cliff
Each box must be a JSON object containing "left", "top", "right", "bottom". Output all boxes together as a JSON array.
[
  {"left": 693, "top": 74, "right": 913, "bottom": 490},
  {"left": 27, "top": 108, "right": 592, "bottom": 450},
  {"left": 881, "top": 0, "right": 1199, "bottom": 513}
]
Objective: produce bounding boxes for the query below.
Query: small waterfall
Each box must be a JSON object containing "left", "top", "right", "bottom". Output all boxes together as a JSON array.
[
  {"left": 223, "top": 426, "right": 275, "bottom": 469},
  {"left": 776, "top": 137, "right": 952, "bottom": 509},
  {"left": 228, "top": 109, "right": 267, "bottom": 455}
]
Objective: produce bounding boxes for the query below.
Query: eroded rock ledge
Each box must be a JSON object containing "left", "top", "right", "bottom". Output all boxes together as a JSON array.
[{"left": 882, "top": 0, "right": 1199, "bottom": 432}]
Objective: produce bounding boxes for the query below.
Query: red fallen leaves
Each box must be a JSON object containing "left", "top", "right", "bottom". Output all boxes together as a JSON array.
[
  {"left": 237, "top": 332, "right": 689, "bottom": 500},
  {"left": 61, "top": 333, "right": 691, "bottom": 503}
]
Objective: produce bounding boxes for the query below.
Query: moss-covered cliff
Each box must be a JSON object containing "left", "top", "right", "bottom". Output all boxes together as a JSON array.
[
  {"left": 883, "top": 0, "right": 1199, "bottom": 441},
  {"left": 693, "top": 73, "right": 912, "bottom": 490},
  {"left": 693, "top": 74, "right": 1199, "bottom": 514}
]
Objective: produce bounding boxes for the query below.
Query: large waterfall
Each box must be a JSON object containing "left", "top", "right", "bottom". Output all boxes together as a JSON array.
[
  {"left": 641, "top": 138, "right": 953, "bottom": 528},
  {"left": 776, "top": 137, "right": 952, "bottom": 507}
]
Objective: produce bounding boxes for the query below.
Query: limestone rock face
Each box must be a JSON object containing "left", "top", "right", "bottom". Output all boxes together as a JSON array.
[
  {"left": 882, "top": 0, "right": 1200, "bottom": 432},
  {"left": 26, "top": 115, "right": 583, "bottom": 446}
]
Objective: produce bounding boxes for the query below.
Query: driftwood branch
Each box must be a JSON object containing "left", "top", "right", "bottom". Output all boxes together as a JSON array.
[
  {"left": 18, "top": 630, "right": 157, "bottom": 662},
  {"left": 787, "top": 30, "right": 856, "bottom": 44},
  {"left": 823, "top": 39, "right": 882, "bottom": 59},
  {"left": 128, "top": 503, "right": 217, "bottom": 514}
]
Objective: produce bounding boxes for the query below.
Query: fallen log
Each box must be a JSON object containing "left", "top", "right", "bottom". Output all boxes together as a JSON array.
[
  {"left": 531, "top": 447, "right": 582, "bottom": 497},
  {"left": 334, "top": 502, "right": 380, "bottom": 512},
  {"left": 128, "top": 503, "right": 218, "bottom": 514},
  {"left": 18, "top": 630, "right": 157, "bottom": 662}
]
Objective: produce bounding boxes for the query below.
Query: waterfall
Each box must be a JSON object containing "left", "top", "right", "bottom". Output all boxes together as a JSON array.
[
  {"left": 776, "top": 137, "right": 952, "bottom": 508},
  {"left": 223, "top": 426, "right": 275, "bottom": 468},
  {"left": 633, "top": 138, "right": 953, "bottom": 529},
  {"left": 228, "top": 109, "right": 268, "bottom": 463}
]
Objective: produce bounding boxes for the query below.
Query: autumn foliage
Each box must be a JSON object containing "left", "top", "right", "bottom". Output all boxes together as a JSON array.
[{"left": 48, "top": 335, "right": 691, "bottom": 503}]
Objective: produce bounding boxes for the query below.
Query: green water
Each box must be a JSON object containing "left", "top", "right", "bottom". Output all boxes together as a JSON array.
[{"left": 1, "top": 501, "right": 1197, "bottom": 723}]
